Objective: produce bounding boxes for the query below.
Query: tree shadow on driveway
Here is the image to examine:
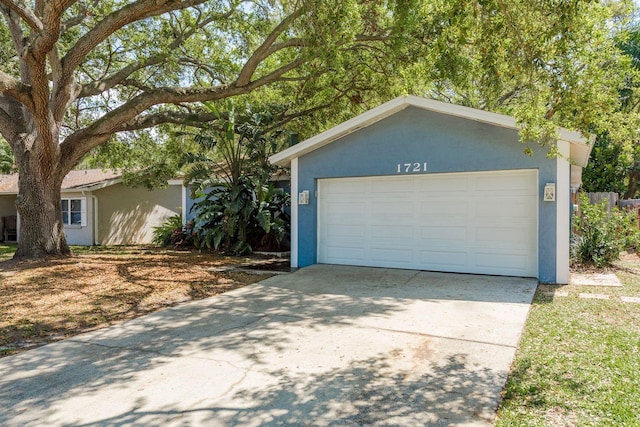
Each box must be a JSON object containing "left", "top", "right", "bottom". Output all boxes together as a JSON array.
[{"left": 0, "top": 265, "right": 536, "bottom": 426}]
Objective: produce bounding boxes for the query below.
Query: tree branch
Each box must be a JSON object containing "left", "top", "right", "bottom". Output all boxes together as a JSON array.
[
  {"left": 54, "top": 0, "right": 211, "bottom": 122},
  {"left": 78, "top": 54, "right": 169, "bottom": 98},
  {"left": 236, "top": 8, "right": 303, "bottom": 86},
  {"left": 32, "top": 0, "right": 78, "bottom": 59},
  {"left": 62, "top": 0, "right": 207, "bottom": 75},
  {"left": 1, "top": 5, "right": 30, "bottom": 82},
  {"left": 60, "top": 56, "right": 306, "bottom": 169},
  {"left": 0, "top": 70, "right": 33, "bottom": 110},
  {"left": 116, "top": 110, "right": 218, "bottom": 132},
  {"left": 0, "top": 0, "right": 42, "bottom": 30}
]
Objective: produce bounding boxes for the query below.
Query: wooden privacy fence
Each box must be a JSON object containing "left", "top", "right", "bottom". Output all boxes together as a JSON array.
[
  {"left": 583, "top": 192, "right": 640, "bottom": 229},
  {"left": 585, "top": 192, "right": 619, "bottom": 211}
]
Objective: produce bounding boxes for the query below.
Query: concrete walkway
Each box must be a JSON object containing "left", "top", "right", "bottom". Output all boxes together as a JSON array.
[{"left": 0, "top": 265, "right": 537, "bottom": 426}]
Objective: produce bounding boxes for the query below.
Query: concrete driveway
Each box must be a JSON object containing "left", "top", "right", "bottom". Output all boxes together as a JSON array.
[{"left": 0, "top": 265, "right": 537, "bottom": 426}]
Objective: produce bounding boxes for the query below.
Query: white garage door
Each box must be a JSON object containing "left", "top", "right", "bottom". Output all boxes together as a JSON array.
[{"left": 318, "top": 170, "right": 538, "bottom": 277}]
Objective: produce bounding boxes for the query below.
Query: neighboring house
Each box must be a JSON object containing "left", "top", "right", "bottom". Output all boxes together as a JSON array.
[
  {"left": 269, "top": 95, "right": 594, "bottom": 284},
  {"left": 0, "top": 170, "right": 184, "bottom": 245}
]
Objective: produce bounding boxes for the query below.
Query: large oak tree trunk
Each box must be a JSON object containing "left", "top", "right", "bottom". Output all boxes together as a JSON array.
[
  {"left": 12, "top": 134, "right": 70, "bottom": 260},
  {"left": 13, "top": 173, "right": 70, "bottom": 259}
]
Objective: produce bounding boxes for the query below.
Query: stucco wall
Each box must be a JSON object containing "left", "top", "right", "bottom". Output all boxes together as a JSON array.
[
  {"left": 95, "top": 183, "right": 181, "bottom": 245},
  {"left": 0, "top": 195, "right": 16, "bottom": 218},
  {"left": 295, "top": 106, "right": 562, "bottom": 283}
]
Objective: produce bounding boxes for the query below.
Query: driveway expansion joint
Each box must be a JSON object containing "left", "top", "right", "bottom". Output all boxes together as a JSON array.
[{"left": 366, "top": 326, "right": 518, "bottom": 349}]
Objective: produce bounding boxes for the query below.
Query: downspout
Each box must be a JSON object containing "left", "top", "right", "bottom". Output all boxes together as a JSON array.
[
  {"left": 92, "top": 195, "right": 99, "bottom": 245},
  {"left": 15, "top": 211, "right": 20, "bottom": 243},
  {"left": 181, "top": 184, "right": 187, "bottom": 226}
]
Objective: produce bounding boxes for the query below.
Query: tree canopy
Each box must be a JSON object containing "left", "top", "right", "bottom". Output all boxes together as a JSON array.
[
  {"left": 582, "top": 23, "right": 640, "bottom": 197},
  {"left": 0, "top": 0, "right": 637, "bottom": 258}
]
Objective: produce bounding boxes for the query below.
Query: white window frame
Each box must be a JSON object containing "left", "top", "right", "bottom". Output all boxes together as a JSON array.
[{"left": 61, "top": 197, "right": 87, "bottom": 227}]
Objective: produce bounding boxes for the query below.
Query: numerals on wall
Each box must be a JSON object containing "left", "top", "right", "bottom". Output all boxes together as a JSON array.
[{"left": 396, "top": 162, "right": 428, "bottom": 173}]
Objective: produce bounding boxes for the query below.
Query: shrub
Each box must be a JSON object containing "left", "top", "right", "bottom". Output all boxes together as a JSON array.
[
  {"left": 152, "top": 214, "right": 195, "bottom": 248},
  {"left": 571, "top": 193, "right": 640, "bottom": 267}
]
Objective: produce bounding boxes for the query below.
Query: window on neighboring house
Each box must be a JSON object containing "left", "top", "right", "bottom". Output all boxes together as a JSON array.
[{"left": 61, "top": 198, "right": 87, "bottom": 226}]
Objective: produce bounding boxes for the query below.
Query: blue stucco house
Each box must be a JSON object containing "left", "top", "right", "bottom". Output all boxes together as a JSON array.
[{"left": 269, "top": 96, "right": 593, "bottom": 284}]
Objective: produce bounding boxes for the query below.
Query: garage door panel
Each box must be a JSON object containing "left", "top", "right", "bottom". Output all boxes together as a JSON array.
[
  {"left": 419, "top": 200, "right": 464, "bottom": 215},
  {"left": 370, "top": 248, "right": 414, "bottom": 264},
  {"left": 417, "top": 175, "right": 468, "bottom": 192},
  {"left": 326, "top": 224, "right": 365, "bottom": 239},
  {"left": 420, "top": 226, "right": 467, "bottom": 242},
  {"left": 475, "top": 200, "right": 535, "bottom": 219},
  {"left": 475, "top": 252, "right": 533, "bottom": 271},
  {"left": 371, "top": 224, "right": 414, "bottom": 239},
  {"left": 417, "top": 250, "right": 468, "bottom": 268},
  {"left": 374, "top": 178, "right": 414, "bottom": 192},
  {"left": 473, "top": 172, "right": 534, "bottom": 191},
  {"left": 318, "top": 170, "right": 538, "bottom": 277},
  {"left": 475, "top": 227, "right": 535, "bottom": 248},
  {"left": 322, "top": 246, "right": 367, "bottom": 263},
  {"left": 370, "top": 204, "right": 413, "bottom": 219},
  {"left": 324, "top": 180, "right": 366, "bottom": 194}
]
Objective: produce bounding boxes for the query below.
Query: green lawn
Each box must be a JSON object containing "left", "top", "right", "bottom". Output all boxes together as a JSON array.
[
  {"left": 495, "top": 262, "right": 640, "bottom": 426},
  {"left": 0, "top": 243, "right": 15, "bottom": 262}
]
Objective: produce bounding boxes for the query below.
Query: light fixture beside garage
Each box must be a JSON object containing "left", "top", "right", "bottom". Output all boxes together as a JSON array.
[
  {"left": 298, "top": 190, "right": 309, "bottom": 205},
  {"left": 544, "top": 183, "right": 556, "bottom": 202}
]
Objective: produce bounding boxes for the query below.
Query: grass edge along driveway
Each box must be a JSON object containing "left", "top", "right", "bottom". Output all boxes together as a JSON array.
[{"left": 495, "top": 256, "right": 640, "bottom": 426}]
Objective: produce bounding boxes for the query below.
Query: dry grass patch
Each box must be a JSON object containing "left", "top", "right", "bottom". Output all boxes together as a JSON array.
[{"left": 0, "top": 248, "right": 280, "bottom": 356}]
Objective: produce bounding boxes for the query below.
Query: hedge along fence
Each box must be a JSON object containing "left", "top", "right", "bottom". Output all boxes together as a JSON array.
[
  {"left": 573, "top": 193, "right": 640, "bottom": 267},
  {"left": 584, "top": 192, "right": 640, "bottom": 229}
]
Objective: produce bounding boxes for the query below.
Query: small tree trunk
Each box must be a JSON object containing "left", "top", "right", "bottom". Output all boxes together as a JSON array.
[{"left": 13, "top": 164, "right": 70, "bottom": 260}]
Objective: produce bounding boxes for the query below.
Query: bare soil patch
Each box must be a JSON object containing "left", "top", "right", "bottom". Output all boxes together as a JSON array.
[{"left": 0, "top": 248, "right": 281, "bottom": 357}]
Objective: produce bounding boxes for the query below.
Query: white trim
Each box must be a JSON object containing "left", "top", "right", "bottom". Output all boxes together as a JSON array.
[
  {"left": 181, "top": 185, "right": 187, "bottom": 226},
  {"left": 556, "top": 140, "right": 571, "bottom": 284},
  {"left": 15, "top": 212, "right": 20, "bottom": 243},
  {"left": 268, "top": 95, "right": 593, "bottom": 168},
  {"left": 92, "top": 195, "right": 100, "bottom": 245},
  {"left": 290, "top": 158, "right": 299, "bottom": 268},
  {"left": 167, "top": 179, "right": 183, "bottom": 186}
]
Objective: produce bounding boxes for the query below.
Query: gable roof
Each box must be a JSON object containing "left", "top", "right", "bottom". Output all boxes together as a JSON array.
[
  {"left": 0, "top": 169, "right": 122, "bottom": 195},
  {"left": 269, "top": 95, "right": 593, "bottom": 168}
]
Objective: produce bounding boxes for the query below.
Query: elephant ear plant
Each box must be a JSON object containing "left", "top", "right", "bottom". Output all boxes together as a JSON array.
[{"left": 192, "top": 177, "right": 290, "bottom": 255}]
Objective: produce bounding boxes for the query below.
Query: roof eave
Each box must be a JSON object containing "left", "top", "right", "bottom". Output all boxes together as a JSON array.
[{"left": 62, "top": 177, "right": 123, "bottom": 192}]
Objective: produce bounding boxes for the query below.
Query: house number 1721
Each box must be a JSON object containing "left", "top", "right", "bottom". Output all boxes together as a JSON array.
[{"left": 396, "top": 162, "right": 428, "bottom": 173}]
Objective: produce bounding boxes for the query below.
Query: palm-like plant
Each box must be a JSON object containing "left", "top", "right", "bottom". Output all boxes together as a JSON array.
[{"left": 181, "top": 101, "right": 290, "bottom": 254}]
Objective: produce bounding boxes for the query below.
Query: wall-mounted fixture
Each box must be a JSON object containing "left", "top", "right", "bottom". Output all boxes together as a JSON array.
[
  {"left": 299, "top": 190, "right": 309, "bottom": 205},
  {"left": 544, "top": 183, "right": 556, "bottom": 202}
]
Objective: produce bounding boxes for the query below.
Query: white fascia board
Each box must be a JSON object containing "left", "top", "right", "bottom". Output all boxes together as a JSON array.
[
  {"left": 269, "top": 94, "right": 592, "bottom": 167},
  {"left": 568, "top": 134, "right": 595, "bottom": 168}
]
